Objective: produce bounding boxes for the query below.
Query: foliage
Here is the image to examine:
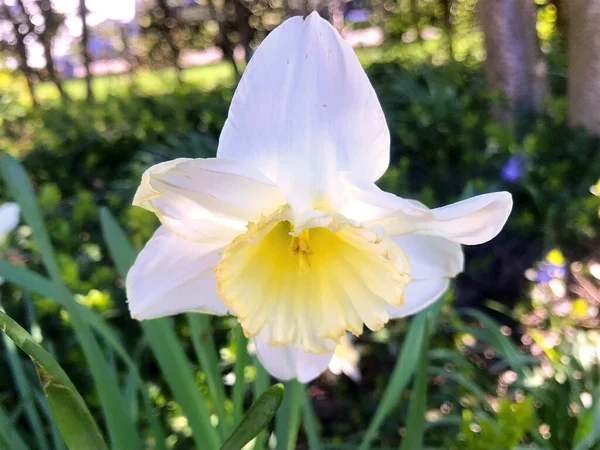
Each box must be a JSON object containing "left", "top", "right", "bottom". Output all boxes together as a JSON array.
[
  {"left": 452, "top": 397, "right": 535, "bottom": 450},
  {"left": 0, "top": 309, "right": 108, "bottom": 450},
  {"left": 1, "top": 35, "right": 600, "bottom": 449}
]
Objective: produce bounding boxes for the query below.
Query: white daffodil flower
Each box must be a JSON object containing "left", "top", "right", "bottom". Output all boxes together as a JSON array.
[
  {"left": 0, "top": 202, "right": 20, "bottom": 236},
  {"left": 127, "top": 12, "right": 512, "bottom": 383}
]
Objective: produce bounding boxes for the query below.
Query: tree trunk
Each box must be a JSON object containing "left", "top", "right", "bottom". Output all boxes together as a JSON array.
[
  {"left": 0, "top": 2, "right": 38, "bottom": 106},
  {"left": 285, "top": 0, "right": 308, "bottom": 18},
  {"left": 79, "top": 0, "right": 94, "bottom": 102},
  {"left": 232, "top": 0, "right": 254, "bottom": 63},
  {"left": 120, "top": 25, "right": 138, "bottom": 85},
  {"left": 41, "top": 35, "right": 69, "bottom": 101},
  {"left": 478, "top": 0, "right": 547, "bottom": 125},
  {"left": 155, "top": 0, "right": 183, "bottom": 83},
  {"left": 23, "top": 67, "right": 39, "bottom": 107},
  {"left": 35, "top": 0, "right": 70, "bottom": 101},
  {"left": 325, "top": 0, "right": 345, "bottom": 28},
  {"left": 567, "top": 0, "right": 600, "bottom": 135},
  {"left": 209, "top": 0, "right": 241, "bottom": 80},
  {"left": 441, "top": 0, "right": 454, "bottom": 60}
]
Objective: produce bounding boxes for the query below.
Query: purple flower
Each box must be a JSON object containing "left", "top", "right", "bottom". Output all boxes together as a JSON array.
[
  {"left": 346, "top": 9, "right": 370, "bottom": 23},
  {"left": 536, "top": 262, "right": 567, "bottom": 283},
  {"left": 501, "top": 156, "right": 523, "bottom": 183}
]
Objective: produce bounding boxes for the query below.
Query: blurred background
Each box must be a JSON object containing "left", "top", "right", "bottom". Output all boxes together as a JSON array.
[{"left": 1, "top": 0, "right": 600, "bottom": 448}]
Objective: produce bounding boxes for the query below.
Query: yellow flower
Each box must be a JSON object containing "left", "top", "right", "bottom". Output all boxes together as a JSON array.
[
  {"left": 127, "top": 12, "right": 512, "bottom": 382},
  {"left": 546, "top": 249, "right": 565, "bottom": 267}
]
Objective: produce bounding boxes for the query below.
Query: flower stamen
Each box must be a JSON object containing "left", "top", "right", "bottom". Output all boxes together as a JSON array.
[{"left": 289, "top": 229, "right": 312, "bottom": 272}]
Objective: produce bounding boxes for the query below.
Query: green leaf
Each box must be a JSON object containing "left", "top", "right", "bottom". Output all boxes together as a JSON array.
[
  {"left": 1, "top": 313, "right": 49, "bottom": 450},
  {"left": 358, "top": 311, "right": 429, "bottom": 450},
  {"left": 188, "top": 314, "right": 231, "bottom": 439},
  {"left": 0, "top": 260, "right": 168, "bottom": 450},
  {"left": 427, "top": 367, "right": 487, "bottom": 402},
  {"left": 36, "top": 393, "right": 67, "bottom": 450},
  {"left": 0, "top": 154, "right": 141, "bottom": 450},
  {"left": 0, "top": 153, "right": 62, "bottom": 282},
  {"left": 233, "top": 324, "right": 249, "bottom": 427},
  {"left": 275, "top": 380, "right": 303, "bottom": 450},
  {"left": 399, "top": 317, "right": 430, "bottom": 450},
  {"left": 100, "top": 207, "right": 221, "bottom": 450},
  {"left": 423, "top": 415, "right": 462, "bottom": 432},
  {"left": 0, "top": 259, "right": 59, "bottom": 300},
  {"left": 252, "top": 359, "right": 270, "bottom": 450},
  {"left": 221, "top": 384, "right": 284, "bottom": 450},
  {"left": 573, "top": 394, "right": 600, "bottom": 450},
  {"left": 143, "top": 320, "right": 222, "bottom": 449},
  {"left": 0, "top": 402, "right": 29, "bottom": 450},
  {"left": 0, "top": 309, "right": 108, "bottom": 450},
  {"left": 302, "top": 386, "right": 322, "bottom": 450},
  {"left": 459, "top": 308, "right": 528, "bottom": 376}
]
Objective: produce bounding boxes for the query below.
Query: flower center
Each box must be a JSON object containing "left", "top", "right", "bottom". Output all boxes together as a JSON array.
[
  {"left": 215, "top": 209, "right": 411, "bottom": 354},
  {"left": 289, "top": 229, "right": 312, "bottom": 272}
]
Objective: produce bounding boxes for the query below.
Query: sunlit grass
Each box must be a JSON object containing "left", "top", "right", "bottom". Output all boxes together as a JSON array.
[
  {"left": 17, "top": 35, "right": 485, "bottom": 106},
  {"left": 30, "top": 62, "right": 236, "bottom": 104}
]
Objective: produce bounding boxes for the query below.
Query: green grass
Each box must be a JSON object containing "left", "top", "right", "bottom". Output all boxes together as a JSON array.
[
  {"left": 23, "top": 37, "right": 484, "bottom": 106},
  {"left": 24, "top": 44, "right": 434, "bottom": 105},
  {"left": 30, "top": 62, "right": 235, "bottom": 104}
]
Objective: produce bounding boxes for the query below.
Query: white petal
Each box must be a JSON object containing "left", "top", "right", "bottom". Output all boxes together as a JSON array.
[
  {"left": 393, "top": 235, "right": 464, "bottom": 279},
  {"left": 133, "top": 158, "right": 285, "bottom": 242},
  {"left": 386, "top": 236, "right": 461, "bottom": 318},
  {"left": 342, "top": 180, "right": 512, "bottom": 245},
  {"left": 254, "top": 337, "right": 334, "bottom": 383},
  {"left": 218, "top": 12, "right": 390, "bottom": 210},
  {"left": 126, "top": 226, "right": 229, "bottom": 319},
  {"left": 0, "top": 203, "right": 20, "bottom": 234},
  {"left": 340, "top": 176, "right": 420, "bottom": 222},
  {"left": 410, "top": 192, "right": 514, "bottom": 245},
  {"left": 387, "top": 278, "right": 450, "bottom": 319}
]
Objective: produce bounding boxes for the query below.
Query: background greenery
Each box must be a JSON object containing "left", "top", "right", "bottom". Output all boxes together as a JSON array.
[{"left": 1, "top": 0, "right": 600, "bottom": 448}]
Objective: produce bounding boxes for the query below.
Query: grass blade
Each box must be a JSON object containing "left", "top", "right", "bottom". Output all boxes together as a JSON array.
[
  {"left": 0, "top": 309, "right": 108, "bottom": 450},
  {"left": 573, "top": 392, "right": 600, "bottom": 450},
  {"left": 399, "top": 317, "right": 430, "bottom": 450},
  {"left": 0, "top": 402, "right": 29, "bottom": 450},
  {"left": 302, "top": 386, "right": 322, "bottom": 450},
  {"left": 358, "top": 312, "right": 428, "bottom": 450},
  {"left": 423, "top": 415, "right": 462, "bottom": 432},
  {"left": 221, "top": 384, "right": 284, "bottom": 450},
  {"left": 0, "top": 433, "right": 10, "bottom": 450},
  {"left": 100, "top": 207, "right": 221, "bottom": 450},
  {"left": 427, "top": 367, "right": 487, "bottom": 402},
  {"left": 1, "top": 312, "right": 49, "bottom": 450},
  {"left": 143, "top": 320, "right": 222, "bottom": 449},
  {"left": 0, "top": 154, "right": 61, "bottom": 281},
  {"left": 252, "top": 359, "right": 270, "bottom": 450},
  {"left": 275, "top": 379, "right": 303, "bottom": 450},
  {"left": 233, "top": 324, "right": 249, "bottom": 427},
  {"left": 36, "top": 393, "right": 67, "bottom": 450},
  {"left": 124, "top": 366, "right": 140, "bottom": 424},
  {"left": 459, "top": 308, "right": 527, "bottom": 375},
  {"left": 0, "top": 260, "right": 58, "bottom": 299},
  {"left": 188, "top": 314, "right": 230, "bottom": 438}
]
